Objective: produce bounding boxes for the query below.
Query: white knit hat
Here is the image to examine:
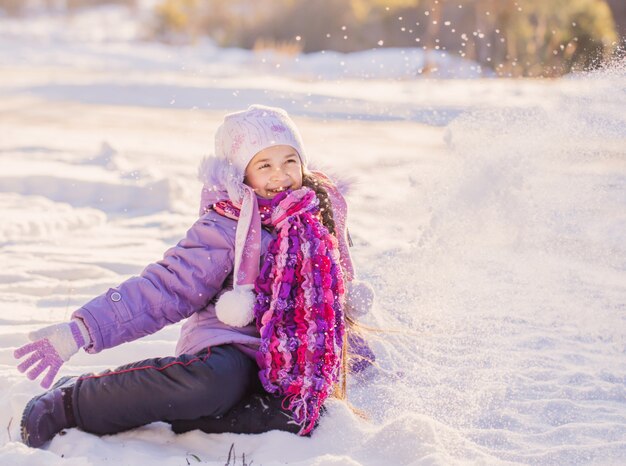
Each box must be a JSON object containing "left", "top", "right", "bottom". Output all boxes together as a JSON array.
[
  {"left": 215, "top": 104, "right": 307, "bottom": 179},
  {"left": 209, "top": 105, "right": 307, "bottom": 327}
]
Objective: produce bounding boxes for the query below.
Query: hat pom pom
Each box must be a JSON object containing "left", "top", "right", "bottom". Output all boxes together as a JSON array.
[
  {"left": 346, "top": 279, "right": 375, "bottom": 319},
  {"left": 215, "top": 287, "right": 256, "bottom": 327}
]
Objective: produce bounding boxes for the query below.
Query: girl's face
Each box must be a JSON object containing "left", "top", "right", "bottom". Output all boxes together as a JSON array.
[{"left": 244, "top": 145, "right": 303, "bottom": 199}]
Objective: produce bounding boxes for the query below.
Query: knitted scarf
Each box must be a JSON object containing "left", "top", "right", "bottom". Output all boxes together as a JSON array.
[{"left": 213, "top": 187, "right": 346, "bottom": 435}]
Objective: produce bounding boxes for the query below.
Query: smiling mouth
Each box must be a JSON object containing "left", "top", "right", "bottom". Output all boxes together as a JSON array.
[{"left": 267, "top": 186, "right": 290, "bottom": 194}]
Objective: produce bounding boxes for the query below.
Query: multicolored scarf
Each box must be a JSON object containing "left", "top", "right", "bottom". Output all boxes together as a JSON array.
[{"left": 214, "top": 187, "right": 346, "bottom": 435}]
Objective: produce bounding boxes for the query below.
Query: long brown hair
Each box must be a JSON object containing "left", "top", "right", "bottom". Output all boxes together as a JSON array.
[
  {"left": 303, "top": 171, "right": 359, "bottom": 405},
  {"left": 302, "top": 171, "right": 336, "bottom": 236}
]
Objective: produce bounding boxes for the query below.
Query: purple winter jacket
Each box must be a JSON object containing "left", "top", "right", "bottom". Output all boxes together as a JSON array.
[
  {"left": 72, "top": 177, "right": 357, "bottom": 359},
  {"left": 72, "top": 207, "right": 272, "bottom": 357}
]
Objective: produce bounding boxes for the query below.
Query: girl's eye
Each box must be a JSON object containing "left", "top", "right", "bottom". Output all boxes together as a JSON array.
[
  {"left": 258, "top": 163, "right": 270, "bottom": 170},
  {"left": 286, "top": 158, "right": 297, "bottom": 164}
]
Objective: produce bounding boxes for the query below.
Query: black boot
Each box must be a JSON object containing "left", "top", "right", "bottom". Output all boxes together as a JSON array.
[
  {"left": 170, "top": 393, "right": 318, "bottom": 436},
  {"left": 21, "top": 376, "right": 78, "bottom": 448}
]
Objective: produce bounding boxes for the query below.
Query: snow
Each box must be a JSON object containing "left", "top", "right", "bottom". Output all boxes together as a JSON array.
[{"left": 1, "top": 5, "right": 625, "bottom": 466}]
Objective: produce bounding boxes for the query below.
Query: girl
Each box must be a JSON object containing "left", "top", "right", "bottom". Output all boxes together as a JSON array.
[{"left": 14, "top": 105, "right": 375, "bottom": 448}]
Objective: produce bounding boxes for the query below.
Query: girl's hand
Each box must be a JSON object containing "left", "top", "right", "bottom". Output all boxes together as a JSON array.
[{"left": 14, "top": 320, "right": 89, "bottom": 388}]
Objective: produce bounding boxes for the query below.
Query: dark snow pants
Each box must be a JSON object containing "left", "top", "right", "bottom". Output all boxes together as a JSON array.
[{"left": 70, "top": 345, "right": 259, "bottom": 435}]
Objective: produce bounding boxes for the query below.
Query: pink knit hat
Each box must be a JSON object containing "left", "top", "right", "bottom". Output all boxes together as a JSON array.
[
  {"left": 214, "top": 104, "right": 307, "bottom": 176},
  {"left": 211, "top": 105, "right": 307, "bottom": 327}
]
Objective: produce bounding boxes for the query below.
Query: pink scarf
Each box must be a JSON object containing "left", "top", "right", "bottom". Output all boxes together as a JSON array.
[{"left": 214, "top": 187, "right": 346, "bottom": 435}]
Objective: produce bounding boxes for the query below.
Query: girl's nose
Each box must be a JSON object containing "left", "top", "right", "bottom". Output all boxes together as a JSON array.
[{"left": 271, "top": 167, "right": 290, "bottom": 181}]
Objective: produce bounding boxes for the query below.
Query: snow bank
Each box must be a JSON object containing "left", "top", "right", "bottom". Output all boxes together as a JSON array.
[{"left": 0, "top": 4, "right": 488, "bottom": 81}]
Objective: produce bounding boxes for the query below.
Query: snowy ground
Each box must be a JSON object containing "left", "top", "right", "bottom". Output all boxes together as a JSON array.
[{"left": 1, "top": 7, "right": 625, "bottom": 466}]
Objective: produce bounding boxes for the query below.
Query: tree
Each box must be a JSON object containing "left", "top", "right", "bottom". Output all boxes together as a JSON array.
[
  {"left": 148, "top": 0, "right": 618, "bottom": 76},
  {"left": 605, "top": 0, "right": 626, "bottom": 43},
  {"left": 503, "top": 0, "right": 618, "bottom": 76}
]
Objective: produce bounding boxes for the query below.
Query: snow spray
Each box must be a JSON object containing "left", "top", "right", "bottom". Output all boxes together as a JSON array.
[{"left": 352, "top": 59, "right": 626, "bottom": 464}]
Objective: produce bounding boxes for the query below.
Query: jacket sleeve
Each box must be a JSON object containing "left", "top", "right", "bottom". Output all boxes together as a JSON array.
[
  {"left": 72, "top": 213, "right": 235, "bottom": 353},
  {"left": 312, "top": 171, "right": 376, "bottom": 320}
]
